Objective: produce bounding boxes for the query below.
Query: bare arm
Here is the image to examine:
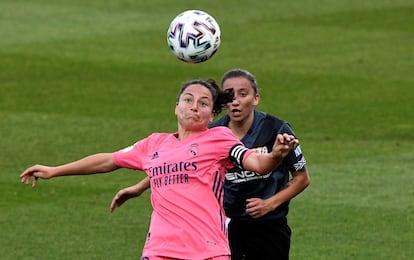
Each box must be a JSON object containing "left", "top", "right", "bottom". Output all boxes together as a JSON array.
[
  {"left": 20, "top": 153, "right": 119, "bottom": 187},
  {"left": 110, "top": 176, "right": 151, "bottom": 212},
  {"left": 243, "top": 133, "right": 298, "bottom": 174},
  {"left": 246, "top": 167, "right": 310, "bottom": 218}
]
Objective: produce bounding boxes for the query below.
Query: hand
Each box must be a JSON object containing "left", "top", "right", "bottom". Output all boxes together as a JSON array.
[
  {"left": 110, "top": 186, "right": 140, "bottom": 213},
  {"left": 20, "top": 165, "right": 55, "bottom": 188},
  {"left": 272, "top": 133, "right": 298, "bottom": 159},
  {"left": 245, "top": 198, "right": 274, "bottom": 219}
]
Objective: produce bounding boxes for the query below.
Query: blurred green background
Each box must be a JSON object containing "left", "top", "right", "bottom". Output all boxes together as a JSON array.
[{"left": 1, "top": 0, "right": 413, "bottom": 259}]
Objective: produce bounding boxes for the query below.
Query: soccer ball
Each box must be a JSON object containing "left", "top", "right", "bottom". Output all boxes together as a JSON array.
[{"left": 167, "top": 10, "right": 221, "bottom": 63}]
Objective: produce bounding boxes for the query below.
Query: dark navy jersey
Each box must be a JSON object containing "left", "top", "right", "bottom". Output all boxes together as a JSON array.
[{"left": 209, "top": 110, "right": 306, "bottom": 220}]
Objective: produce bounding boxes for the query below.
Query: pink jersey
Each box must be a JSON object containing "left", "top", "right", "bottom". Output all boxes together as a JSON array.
[{"left": 113, "top": 127, "right": 253, "bottom": 259}]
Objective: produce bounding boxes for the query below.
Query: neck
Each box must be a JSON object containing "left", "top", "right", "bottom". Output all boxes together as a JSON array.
[
  {"left": 228, "top": 112, "right": 255, "bottom": 139},
  {"left": 176, "top": 127, "right": 207, "bottom": 140}
]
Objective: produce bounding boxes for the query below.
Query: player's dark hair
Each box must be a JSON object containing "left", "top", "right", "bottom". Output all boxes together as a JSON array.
[
  {"left": 177, "top": 79, "right": 234, "bottom": 115},
  {"left": 221, "top": 68, "right": 259, "bottom": 94}
]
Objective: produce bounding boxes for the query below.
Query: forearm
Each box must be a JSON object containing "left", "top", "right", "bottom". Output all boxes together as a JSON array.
[
  {"left": 52, "top": 153, "right": 118, "bottom": 177},
  {"left": 243, "top": 133, "right": 298, "bottom": 175},
  {"left": 132, "top": 176, "right": 151, "bottom": 196},
  {"left": 243, "top": 152, "right": 283, "bottom": 175},
  {"left": 256, "top": 153, "right": 283, "bottom": 174},
  {"left": 109, "top": 176, "right": 150, "bottom": 212},
  {"left": 267, "top": 170, "right": 310, "bottom": 210}
]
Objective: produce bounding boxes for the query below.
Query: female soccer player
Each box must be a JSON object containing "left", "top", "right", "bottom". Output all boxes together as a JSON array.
[
  {"left": 210, "top": 69, "right": 310, "bottom": 260},
  {"left": 20, "top": 79, "right": 298, "bottom": 260}
]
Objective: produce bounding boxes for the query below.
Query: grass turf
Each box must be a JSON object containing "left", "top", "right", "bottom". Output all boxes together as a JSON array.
[{"left": 1, "top": 0, "right": 413, "bottom": 259}]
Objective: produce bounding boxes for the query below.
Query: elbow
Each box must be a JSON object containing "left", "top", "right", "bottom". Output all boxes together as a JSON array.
[
  {"left": 302, "top": 170, "right": 311, "bottom": 188},
  {"left": 294, "top": 168, "right": 310, "bottom": 190},
  {"left": 304, "top": 177, "right": 310, "bottom": 188},
  {"left": 255, "top": 166, "right": 274, "bottom": 175},
  {"left": 100, "top": 158, "right": 119, "bottom": 173}
]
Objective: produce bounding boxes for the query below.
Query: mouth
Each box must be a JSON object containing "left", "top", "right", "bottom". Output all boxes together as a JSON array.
[
  {"left": 185, "top": 114, "right": 200, "bottom": 120},
  {"left": 230, "top": 109, "right": 242, "bottom": 116}
]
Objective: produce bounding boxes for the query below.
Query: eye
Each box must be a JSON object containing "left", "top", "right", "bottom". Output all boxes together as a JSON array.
[{"left": 200, "top": 102, "right": 208, "bottom": 107}]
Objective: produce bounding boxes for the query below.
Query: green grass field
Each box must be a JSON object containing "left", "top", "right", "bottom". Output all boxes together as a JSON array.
[{"left": 1, "top": 0, "right": 413, "bottom": 259}]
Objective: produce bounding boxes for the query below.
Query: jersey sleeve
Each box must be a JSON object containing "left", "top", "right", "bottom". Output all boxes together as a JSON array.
[
  {"left": 280, "top": 123, "right": 307, "bottom": 172},
  {"left": 112, "top": 135, "right": 151, "bottom": 170},
  {"left": 228, "top": 144, "right": 254, "bottom": 169},
  {"left": 208, "top": 127, "right": 253, "bottom": 169}
]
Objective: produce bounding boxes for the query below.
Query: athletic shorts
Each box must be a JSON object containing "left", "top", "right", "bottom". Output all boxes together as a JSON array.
[{"left": 228, "top": 217, "right": 291, "bottom": 260}]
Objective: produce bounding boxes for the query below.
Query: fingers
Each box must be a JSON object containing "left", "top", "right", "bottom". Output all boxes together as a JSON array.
[
  {"left": 20, "top": 165, "right": 38, "bottom": 178},
  {"left": 246, "top": 198, "right": 257, "bottom": 204},
  {"left": 20, "top": 165, "right": 53, "bottom": 187},
  {"left": 110, "top": 192, "right": 123, "bottom": 213},
  {"left": 110, "top": 199, "right": 118, "bottom": 213},
  {"left": 110, "top": 193, "right": 118, "bottom": 212},
  {"left": 246, "top": 200, "right": 262, "bottom": 219},
  {"left": 110, "top": 203, "right": 116, "bottom": 213},
  {"left": 279, "top": 133, "right": 298, "bottom": 144},
  {"left": 20, "top": 167, "right": 38, "bottom": 187},
  {"left": 32, "top": 176, "right": 38, "bottom": 188},
  {"left": 20, "top": 174, "right": 28, "bottom": 184},
  {"left": 246, "top": 198, "right": 272, "bottom": 218},
  {"left": 245, "top": 198, "right": 259, "bottom": 213},
  {"left": 20, "top": 170, "right": 31, "bottom": 184}
]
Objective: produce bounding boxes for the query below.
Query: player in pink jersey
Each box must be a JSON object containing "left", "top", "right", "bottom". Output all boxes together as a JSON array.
[{"left": 20, "top": 79, "right": 298, "bottom": 260}]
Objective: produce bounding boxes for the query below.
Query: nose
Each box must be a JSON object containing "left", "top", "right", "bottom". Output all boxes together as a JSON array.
[{"left": 190, "top": 101, "right": 199, "bottom": 111}]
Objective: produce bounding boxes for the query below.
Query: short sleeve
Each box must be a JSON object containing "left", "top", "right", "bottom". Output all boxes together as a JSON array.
[
  {"left": 280, "top": 123, "right": 307, "bottom": 172},
  {"left": 228, "top": 144, "right": 254, "bottom": 169},
  {"left": 112, "top": 137, "right": 150, "bottom": 170}
]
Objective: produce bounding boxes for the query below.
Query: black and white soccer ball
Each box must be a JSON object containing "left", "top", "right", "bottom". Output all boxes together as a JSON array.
[{"left": 167, "top": 10, "right": 221, "bottom": 63}]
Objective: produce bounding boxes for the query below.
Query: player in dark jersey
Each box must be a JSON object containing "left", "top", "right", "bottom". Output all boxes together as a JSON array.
[{"left": 209, "top": 69, "right": 310, "bottom": 260}]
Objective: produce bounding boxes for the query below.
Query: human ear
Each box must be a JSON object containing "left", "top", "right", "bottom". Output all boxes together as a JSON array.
[
  {"left": 174, "top": 102, "right": 179, "bottom": 116},
  {"left": 253, "top": 94, "right": 260, "bottom": 106}
]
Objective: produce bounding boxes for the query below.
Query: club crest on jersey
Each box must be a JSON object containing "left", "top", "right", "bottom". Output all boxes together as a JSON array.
[{"left": 188, "top": 143, "right": 199, "bottom": 156}]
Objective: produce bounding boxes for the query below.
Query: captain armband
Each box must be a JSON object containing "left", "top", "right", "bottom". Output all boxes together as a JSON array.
[{"left": 229, "top": 144, "right": 249, "bottom": 168}]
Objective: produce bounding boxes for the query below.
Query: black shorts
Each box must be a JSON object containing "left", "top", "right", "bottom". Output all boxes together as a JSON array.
[{"left": 228, "top": 217, "right": 291, "bottom": 260}]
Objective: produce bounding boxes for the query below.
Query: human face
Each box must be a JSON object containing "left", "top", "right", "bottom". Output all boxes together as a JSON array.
[
  {"left": 175, "top": 84, "right": 215, "bottom": 132},
  {"left": 222, "top": 77, "right": 259, "bottom": 122}
]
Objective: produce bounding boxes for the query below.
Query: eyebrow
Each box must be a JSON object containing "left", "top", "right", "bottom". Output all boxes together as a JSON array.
[
  {"left": 182, "top": 93, "right": 211, "bottom": 100},
  {"left": 224, "top": 87, "right": 250, "bottom": 92}
]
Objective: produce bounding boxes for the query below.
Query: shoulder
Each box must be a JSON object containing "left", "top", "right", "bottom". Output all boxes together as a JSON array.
[
  {"left": 208, "top": 126, "right": 234, "bottom": 136},
  {"left": 201, "top": 127, "right": 240, "bottom": 144},
  {"left": 262, "top": 112, "right": 284, "bottom": 125},
  {"left": 137, "top": 132, "right": 176, "bottom": 146},
  {"left": 253, "top": 111, "right": 286, "bottom": 132},
  {"left": 209, "top": 115, "right": 230, "bottom": 128}
]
